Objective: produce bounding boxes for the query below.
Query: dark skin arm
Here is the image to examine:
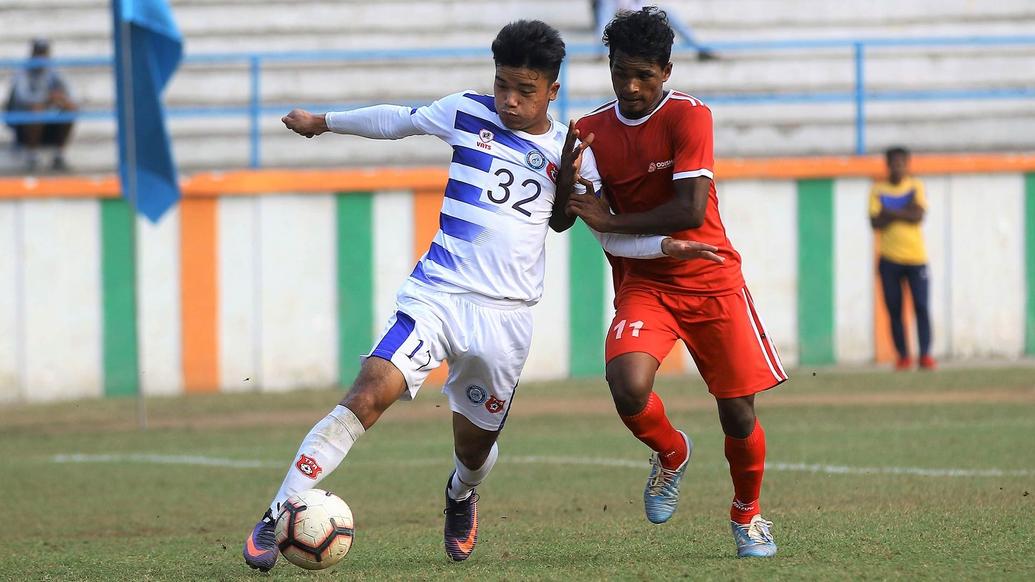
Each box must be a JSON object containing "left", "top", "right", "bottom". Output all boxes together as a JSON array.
[
  {"left": 871, "top": 202, "right": 924, "bottom": 229},
  {"left": 566, "top": 176, "right": 710, "bottom": 235},
  {"left": 550, "top": 120, "right": 594, "bottom": 233}
]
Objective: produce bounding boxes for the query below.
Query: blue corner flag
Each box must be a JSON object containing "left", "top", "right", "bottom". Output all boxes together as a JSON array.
[{"left": 112, "top": 0, "right": 183, "bottom": 223}]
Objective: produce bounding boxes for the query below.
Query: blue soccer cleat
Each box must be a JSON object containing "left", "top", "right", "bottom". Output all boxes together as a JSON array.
[
  {"left": 243, "top": 508, "right": 279, "bottom": 572},
  {"left": 443, "top": 473, "right": 479, "bottom": 561},
  {"left": 731, "top": 515, "right": 778, "bottom": 558},
  {"left": 643, "top": 430, "right": 692, "bottom": 524}
]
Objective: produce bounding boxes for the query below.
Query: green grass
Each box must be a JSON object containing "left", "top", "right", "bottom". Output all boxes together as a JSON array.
[{"left": 1, "top": 366, "right": 1034, "bottom": 580}]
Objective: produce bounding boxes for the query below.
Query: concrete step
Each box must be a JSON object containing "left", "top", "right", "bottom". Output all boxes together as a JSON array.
[
  {"left": 14, "top": 97, "right": 1027, "bottom": 175},
  {"left": 46, "top": 47, "right": 1035, "bottom": 115}
]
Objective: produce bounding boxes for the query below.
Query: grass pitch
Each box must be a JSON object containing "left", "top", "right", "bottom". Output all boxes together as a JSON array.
[{"left": 1, "top": 365, "right": 1033, "bottom": 580}]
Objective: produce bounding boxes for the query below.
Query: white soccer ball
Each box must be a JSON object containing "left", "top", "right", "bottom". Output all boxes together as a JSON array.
[{"left": 275, "top": 489, "right": 355, "bottom": 570}]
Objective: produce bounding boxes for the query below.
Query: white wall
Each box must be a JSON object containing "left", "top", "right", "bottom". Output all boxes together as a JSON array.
[
  {"left": 720, "top": 180, "right": 799, "bottom": 366},
  {"left": 21, "top": 200, "right": 102, "bottom": 401},
  {"left": 257, "top": 194, "right": 338, "bottom": 390},
  {"left": 136, "top": 208, "right": 183, "bottom": 396},
  {"left": 945, "top": 174, "right": 1026, "bottom": 357},
  {"left": 834, "top": 178, "right": 875, "bottom": 364},
  {"left": 0, "top": 203, "right": 20, "bottom": 401}
]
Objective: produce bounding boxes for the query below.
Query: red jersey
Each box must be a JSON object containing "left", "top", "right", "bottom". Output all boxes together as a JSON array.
[{"left": 576, "top": 91, "right": 744, "bottom": 296}]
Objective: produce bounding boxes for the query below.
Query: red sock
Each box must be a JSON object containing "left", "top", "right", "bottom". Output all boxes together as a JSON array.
[
  {"left": 725, "top": 418, "right": 766, "bottom": 524},
  {"left": 620, "top": 392, "right": 687, "bottom": 470}
]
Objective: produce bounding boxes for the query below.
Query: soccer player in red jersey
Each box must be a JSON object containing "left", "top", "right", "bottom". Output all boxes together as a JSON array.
[{"left": 563, "top": 7, "right": 785, "bottom": 558}]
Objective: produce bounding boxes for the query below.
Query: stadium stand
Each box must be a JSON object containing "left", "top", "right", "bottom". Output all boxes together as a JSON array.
[{"left": 1, "top": 0, "right": 1034, "bottom": 172}]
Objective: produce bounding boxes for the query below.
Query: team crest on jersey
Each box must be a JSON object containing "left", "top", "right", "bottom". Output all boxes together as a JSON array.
[
  {"left": 484, "top": 396, "right": 506, "bottom": 414},
  {"left": 525, "top": 149, "right": 546, "bottom": 170},
  {"left": 295, "top": 454, "right": 323, "bottom": 480},
  {"left": 466, "top": 385, "right": 488, "bottom": 404},
  {"left": 546, "top": 161, "right": 559, "bottom": 182},
  {"left": 648, "top": 160, "right": 674, "bottom": 173}
]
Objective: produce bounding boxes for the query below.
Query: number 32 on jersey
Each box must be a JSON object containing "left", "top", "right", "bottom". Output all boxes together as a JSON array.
[{"left": 482, "top": 159, "right": 547, "bottom": 219}]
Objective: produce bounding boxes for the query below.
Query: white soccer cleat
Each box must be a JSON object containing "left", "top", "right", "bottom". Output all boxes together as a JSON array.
[{"left": 731, "top": 514, "right": 777, "bottom": 558}]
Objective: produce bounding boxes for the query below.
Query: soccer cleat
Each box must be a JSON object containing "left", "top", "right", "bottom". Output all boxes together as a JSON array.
[
  {"left": 643, "top": 430, "right": 692, "bottom": 524},
  {"left": 894, "top": 357, "right": 913, "bottom": 371},
  {"left": 731, "top": 514, "right": 778, "bottom": 558},
  {"left": 243, "top": 508, "right": 279, "bottom": 572},
  {"left": 443, "top": 474, "right": 479, "bottom": 562},
  {"left": 919, "top": 355, "right": 937, "bottom": 370}
]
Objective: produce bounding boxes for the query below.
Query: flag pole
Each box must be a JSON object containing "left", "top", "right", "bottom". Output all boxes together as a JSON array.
[{"left": 117, "top": 8, "right": 147, "bottom": 431}]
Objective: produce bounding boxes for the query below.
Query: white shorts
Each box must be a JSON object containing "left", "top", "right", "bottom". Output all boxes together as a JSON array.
[{"left": 367, "top": 280, "right": 533, "bottom": 431}]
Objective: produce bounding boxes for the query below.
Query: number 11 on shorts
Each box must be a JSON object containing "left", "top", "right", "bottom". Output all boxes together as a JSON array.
[{"left": 613, "top": 319, "right": 643, "bottom": 340}]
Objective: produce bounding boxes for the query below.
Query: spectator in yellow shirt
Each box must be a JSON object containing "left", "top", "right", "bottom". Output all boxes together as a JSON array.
[{"left": 870, "top": 146, "right": 935, "bottom": 371}]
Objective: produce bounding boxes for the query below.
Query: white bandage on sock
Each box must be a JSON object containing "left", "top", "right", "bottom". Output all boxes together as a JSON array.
[
  {"left": 269, "top": 405, "right": 365, "bottom": 515},
  {"left": 448, "top": 442, "right": 499, "bottom": 501}
]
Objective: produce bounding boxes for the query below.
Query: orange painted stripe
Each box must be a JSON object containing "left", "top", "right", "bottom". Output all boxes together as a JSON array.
[
  {"left": 180, "top": 198, "right": 220, "bottom": 392},
  {"left": 4, "top": 153, "right": 1035, "bottom": 199},
  {"left": 715, "top": 153, "right": 1035, "bottom": 180},
  {"left": 412, "top": 189, "right": 449, "bottom": 386}
]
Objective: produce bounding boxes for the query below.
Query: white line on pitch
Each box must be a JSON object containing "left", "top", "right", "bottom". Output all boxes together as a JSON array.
[
  {"left": 50, "top": 453, "right": 281, "bottom": 469},
  {"left": 763, "top": 462, "right": 1035, "bottom": 478},
  {"left": 50, "top": 453, "right": 1035, "bottom": 478}
]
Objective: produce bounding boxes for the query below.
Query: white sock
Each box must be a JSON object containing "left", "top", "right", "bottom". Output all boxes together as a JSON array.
[
  {"left": 448, "top": 442, "right": 499, "bottom": 501},
  {"left": 269, "top": 405, "right": 365, "bottom": 515}
]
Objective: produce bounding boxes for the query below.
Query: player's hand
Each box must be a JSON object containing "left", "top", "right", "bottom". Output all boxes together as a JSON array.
[
  {"left": 557, "top": 120, "right": 594, "bottom": 190},
  {"left": 566, "top": 177, "right": 614, "bottom": 232},
  {"left": 661, "top": 238, "right": 725, "bottom": 263},
  {"left": 282, "top": 109, "right": 328, "bottom": 138}
]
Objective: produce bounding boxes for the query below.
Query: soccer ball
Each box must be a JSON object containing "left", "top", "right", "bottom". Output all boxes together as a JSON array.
[{"left": 275, "top": 489, "right": 355, "bottom": 570}]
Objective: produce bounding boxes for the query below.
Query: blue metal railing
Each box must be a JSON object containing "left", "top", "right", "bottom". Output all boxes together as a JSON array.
[{"left": 2, "top": 34, "right": 1034, "bottom": 168}]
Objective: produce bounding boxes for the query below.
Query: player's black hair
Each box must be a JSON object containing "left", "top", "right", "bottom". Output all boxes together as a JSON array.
[
  {"left": 603, "top": 6, "right": 675, "bottom": 66},
  {"left": 885, "top": 146, "right": 910, "bottom": 161},
  {"left": 491, "top": 20, "right": 566, "bottom": 83}
]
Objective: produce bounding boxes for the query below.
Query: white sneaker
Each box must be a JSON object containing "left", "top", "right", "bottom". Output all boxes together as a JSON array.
[{"left": 731, "top": 514, "right": 777, "bottom": 558}]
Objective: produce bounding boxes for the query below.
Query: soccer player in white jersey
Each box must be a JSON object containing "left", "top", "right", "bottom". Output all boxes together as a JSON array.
[{"left": 243, "top": 20, "right": 722, "bottom": 571}]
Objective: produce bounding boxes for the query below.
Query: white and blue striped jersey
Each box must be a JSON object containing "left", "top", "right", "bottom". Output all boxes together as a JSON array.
[{"left": 406, "top": 91, "right": 604, "bottom": 305}]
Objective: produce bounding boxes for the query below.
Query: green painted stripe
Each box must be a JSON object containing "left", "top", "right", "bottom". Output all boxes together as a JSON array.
[
  {"left": 568, "top": 223, "right": 606, "bottom": 377},
  {"left": 337, "top": 193, "right": 375, "bottom": 386},
  {"left": 100, "top": 198, "right": 139, "bottom": 397},
  {"left": 797, "top": 179, "right": 836, "bottom": 365},
  {"left": 1026, "top": 174, "right": 1035, "bottom": 356}
]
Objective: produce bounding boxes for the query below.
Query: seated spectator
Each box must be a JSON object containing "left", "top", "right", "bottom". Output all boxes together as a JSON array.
[
  {"left": 4, "top": 38, "right": 77, "bottom": 172},
  {"left": 592, "top": 1, "right": 718, "bottom": 61}
]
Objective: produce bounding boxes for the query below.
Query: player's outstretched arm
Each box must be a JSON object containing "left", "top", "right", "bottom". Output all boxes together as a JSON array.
[
  {"left": 282, "top": 105, "right": 426, "bottom": 140},
  {"left": 282, "top": 109, "right": 329, "bottom": 138},
  {"left": 590, "top": 227, "right": 722, "bottom": 263},
  {"left": 576, "top": 177, "right": 722, "bottom": 263},
  {"left": 568, "top": 176, "right": 710, "bottom": 235}
]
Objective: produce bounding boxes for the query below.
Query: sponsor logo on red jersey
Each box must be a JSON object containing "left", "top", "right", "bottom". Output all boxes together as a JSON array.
[{"left": 647, "top": 160, "right": 674, "bottom": 173}]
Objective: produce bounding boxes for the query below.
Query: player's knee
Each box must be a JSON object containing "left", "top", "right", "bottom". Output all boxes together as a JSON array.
[
  {"left": 453, "top": 439, "right": 494, "bottom": 469},
  {"left": 716, "top": 397, "right": 756, "bottom": 438},
  {"left": 605, "top": 367, "right": 653, "bottom": 415}
]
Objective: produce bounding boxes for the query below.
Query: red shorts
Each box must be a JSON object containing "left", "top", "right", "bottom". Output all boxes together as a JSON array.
[{"left": 605, "top": 286, "right": 787, "bottom": 399}]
